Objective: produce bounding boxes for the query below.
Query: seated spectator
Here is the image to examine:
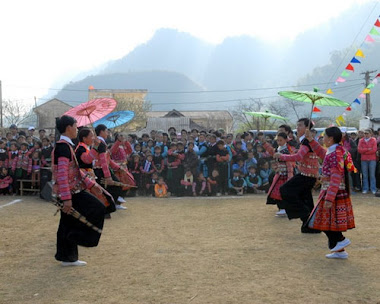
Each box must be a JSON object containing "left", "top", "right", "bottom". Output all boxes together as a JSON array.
[
  {"left": 193, "top": 172, "right": 207, "bottom": 196},
  {"left": 244, "top": 150, "right": 257, "bottom": 173},
  {"left": 146, "top": 172, "right": 159, "bottom": 197},
  {"left": 207, "top": 169, "right": 219, "bottom": 196},
  {"left": 245, "top": 165, "right": 264, "bottom": 194},
  {"left": 228, "top": 169, "right": 247, "bottom": 196},
  {"left": 154, "top": 176, "right": 169, "bottom": 198},
  {"left": 258, "top": 160, "right": 273, "bottom": 193},
  {"left": 232, "top": 157, "right": 247, "bottom": 176},
  {"left": 0, "top": 167, "right": 13, "bottom": 195},
  {"left": 179, "top": 169, "right": 194, "bottom": 197}
]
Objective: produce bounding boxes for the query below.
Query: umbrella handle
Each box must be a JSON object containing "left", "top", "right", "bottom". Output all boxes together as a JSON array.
[{"left": 308, "top": 102, "right": 314, "bottom": 129}]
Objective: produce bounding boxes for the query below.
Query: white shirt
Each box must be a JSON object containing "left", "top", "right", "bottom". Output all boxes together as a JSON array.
[
  {"left": 60, "top": 135, "right": 75, "bottom": 146},
  {"left": 326, "top": 143, "right": 339, "bottom": 155}
]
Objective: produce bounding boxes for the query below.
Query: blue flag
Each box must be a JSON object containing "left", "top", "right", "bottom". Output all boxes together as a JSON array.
[{"left": 351, "top": 57, "right": 361, "bottom": 64}]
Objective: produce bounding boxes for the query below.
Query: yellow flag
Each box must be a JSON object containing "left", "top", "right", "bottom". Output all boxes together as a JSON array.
[
  {"left": 326, "top": 88, "right": 334, "bottom": 94},
  {"left": 337, "top": 115, "right": 345, "bottom": 124},
  {"left": 363, "top": 88, "right": 371, "bottom": 94},
  {"left": 335, "top": 119, "right": 341, "bottom": 126},
  {"left": 355, "top": 49, "right": 365, "bottom": 58}
]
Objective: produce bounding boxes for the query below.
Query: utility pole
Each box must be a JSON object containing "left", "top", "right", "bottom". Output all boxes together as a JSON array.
[
  {"left": 0, "top": 80, "right": 2, "bottom": 128},
  {"left": 361, "top": 70, "right": 376, "bottom": 117}
]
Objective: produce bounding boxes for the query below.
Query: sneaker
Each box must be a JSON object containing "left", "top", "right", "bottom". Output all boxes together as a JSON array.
[
  {"left": 61, "top": 260, "right": 87, "bottom": 267},
  {"left": 325, "top": 251, "right": 348, "bottom": 259},
  {"left": 372, "top": 191, "right": 377, "bottom": 195},
  {"left": 276, "top": 209, "right": 287, "bottom": 216},
  {"left": 216, "top": 193, "right": 221, "bottom": 197},
  {"left": 330, "top": 238, "right": 351, "bottom": 252},
  {"left": 117, "top": 196, "right": 127, "bottom": 203},
  {"left": 362, "top": 190, "right": 368, "bottom": 194},
  {"left": 116, "top": 204, "right": 127, "bottom": 210}
]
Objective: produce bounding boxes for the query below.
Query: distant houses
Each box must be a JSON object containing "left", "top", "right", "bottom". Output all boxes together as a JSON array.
[{"left": 29, "top": 89, "right": 233, "bottom": 134}]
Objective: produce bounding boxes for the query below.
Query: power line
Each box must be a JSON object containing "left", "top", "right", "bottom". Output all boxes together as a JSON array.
[{"left": 5, "top": 77, "right": 364, "bottom": 95}]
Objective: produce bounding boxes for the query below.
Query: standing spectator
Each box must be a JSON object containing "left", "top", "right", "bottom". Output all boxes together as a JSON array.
[
  {"left": 358, "top": 129, "right": 377, "bottom": 194},
  {"left": 184, "top": 142, "right": 199, "bottom": 176},
  {"left": 39, "top": 129, "right": 46, "bottom": 141},
  {"left": 215, "top": 140, "right": 230, "bottom": 195},
  {"left": 342, "top": 132, "right": 359, "bottom": 191},
  {"left": 9, "top": 124, "right": 19, "bottom": 139}
]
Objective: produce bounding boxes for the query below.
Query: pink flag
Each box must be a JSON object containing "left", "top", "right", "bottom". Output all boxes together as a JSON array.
[
  {"left": 336, "top": 77, "right": 346, "bottom": 83},
  {"left": 359, "top": 93, "right": 366, "bottom": 98},
  {"left": 365, "top": 35, "right": 375, "bottom": 43}
]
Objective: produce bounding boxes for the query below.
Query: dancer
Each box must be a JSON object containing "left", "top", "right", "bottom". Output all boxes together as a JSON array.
[
  {"left": 94, "top": 124, "right": 127, "bottom": 210},
  {"left": 75, "top": 128, "right": 116, "bottom": 217},
  {"left": 53, "top": 115, "right": 105, "bottom": 266},
  {"left": 305, "top": 127, "right": 355, "bottom": 259},
  {"left": 262, "top": 132, "right": 295, "bottom": 216},
  {"left": 274, "top": 118, "right": 320, "bottom": 233}
]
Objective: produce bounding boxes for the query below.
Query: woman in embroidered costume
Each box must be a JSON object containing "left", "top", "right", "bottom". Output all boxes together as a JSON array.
[
  {"left": 262, "top": 132, "right": 295, "bottom": 217},
  {"left": 75, "top": 128, "right": 116, "bottom": 215},
  {"left": 53, "top": 116, "right": 105, "bottom": 266},
  {"left": 306, "top": 127, "right": 355, "bottom": 259}
]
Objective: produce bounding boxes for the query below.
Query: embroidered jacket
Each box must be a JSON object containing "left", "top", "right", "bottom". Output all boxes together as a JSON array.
[
  {"left": 309, "top": 141, "right": 350, "bottom": 202},
  {"left": 110, "top": 140, "right": 132, "bottom": 164},
  {"left": 279, "top": 139, "right": 319, "bottom": 178},
  {"left": 93, "top": 137, "right": 120, "bottom": 178},
  {"left": 0, "top": 174, "right": 12, "bottom": 189},
  {"left": 52, "top": 139, "right": 95, "bottom": 201},
  {"left": 263, "top": 142, "right": 294, "bottom": 178}
]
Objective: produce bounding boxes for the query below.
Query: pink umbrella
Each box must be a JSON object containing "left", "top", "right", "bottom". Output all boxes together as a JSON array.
[{"left": 64, "top": 98, "right": 117, "bottom": 127}]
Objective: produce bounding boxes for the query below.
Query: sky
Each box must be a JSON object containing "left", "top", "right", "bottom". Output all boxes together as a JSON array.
[{"left": 0, "top": 0, "right": 375, "bottom": 107}]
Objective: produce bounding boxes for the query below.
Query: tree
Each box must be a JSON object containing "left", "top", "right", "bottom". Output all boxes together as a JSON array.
[
  {"left": 2, "top": 99, "right": 32, "bottom": 127},
  {"left": 112, "top": 97, "right": 152, "bottom": 133},
  {"left": 231, "top": 98, "right": 290, "bottom": 132}
]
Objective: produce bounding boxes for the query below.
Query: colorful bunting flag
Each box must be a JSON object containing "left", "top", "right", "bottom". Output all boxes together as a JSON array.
[
  {"left": 341, "top": 70, "right": 351, "bottom": 77},
  {"left": 373, "top": 78, "right": 379, "bottom": 84},
  {"left": 313, "top": 106, "right": 321, "bottom": 112},
  {"left": 346, "top": 64, "right": 354, "bottom": 71},
  {"left": 350, "top": 57, "right": 361, "bottom": 64},
  {"left": 365, "top": 35, "right": 375, "bottom": 43},
  {"left": 359, "top": 93, "right": 366, "bottom": 98},
  {"left": 337, "top": 115, "right": 345, "bottom": 124},
  {"left": 346, "top": 107, "right": 352, "bottom": 111},
  {"left": 370, "top": 27, "right": 380, "bottom": 35},
  {"left": 336, "top": 77, "right": 346, "bottom": 83},
  {"left": 375, "top": 19, "right": 380, "bottom": 27},
  {"left": 367, "top": 83, "right": 375, "bottom": 89},
  {"left": 355, "top": 49, "right": 365, "bottom": 58},
  {"left": 363, "top": 88, "right": 371, "bottom": 94},
  {"left": 353, "top": 99, "right": 361, "bottom": 104},
  {"left": 326, "top": 89, "right": 334, "bottom": 94},
  {"left": 376, "top": 73, "right": 380, "bottom": 78}
]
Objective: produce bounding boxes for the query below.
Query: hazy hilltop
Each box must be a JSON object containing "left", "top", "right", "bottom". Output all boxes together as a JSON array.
[{"left": 50, "top": 2, "right": 380, "bottom": 114}]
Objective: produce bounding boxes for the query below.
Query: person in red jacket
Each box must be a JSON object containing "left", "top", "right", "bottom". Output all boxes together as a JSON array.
[{"left": 358, "top": 129, "right": 377, "bottom": 194}]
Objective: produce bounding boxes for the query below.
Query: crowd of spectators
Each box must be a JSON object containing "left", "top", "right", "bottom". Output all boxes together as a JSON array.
[{"left": 1, "top": 123, "right": 380, "bottom": 198}]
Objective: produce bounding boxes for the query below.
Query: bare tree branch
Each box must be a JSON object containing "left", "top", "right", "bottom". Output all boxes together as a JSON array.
[{"left": 3, "top": 99, "right": 32, "bottom": 127}]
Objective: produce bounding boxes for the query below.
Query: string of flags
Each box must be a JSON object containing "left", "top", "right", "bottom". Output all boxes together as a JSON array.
[{"left": 314, "top": 15, "right": 380, "bottom": 126}]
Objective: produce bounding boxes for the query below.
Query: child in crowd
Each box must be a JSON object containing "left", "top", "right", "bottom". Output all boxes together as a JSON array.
[
  {"left": 0, "top": 167, "right": 13, "bottom": 195},
  {"left": 31, "top": 150, "right": 41, "bottom": 189},
  {"left": 207, "top": 169, "right": 219, "bottom": 196},
  {"left": 146, "top": 172, "right": 159, "bottom": 196},
  {"left": 216, "top": 140, "right": 230, "bottom": 195},
  {"left": 179, "top": 169, "right": 194, "bottom": 197},
  {"left": 245, "top": 165, "right": 264, "bottom": 194},
  {"left": 128, "top": 153, "right": 142, "bottom": 195},
  {"left": 229, "top": 169, "right": 247, "bottom": 195},
  {"left": 141, "top": 153, "right": 155, "bottom": 193},
  {"left": 232, "top": 157, "right": 247, "bottom": 176},
  {"left": 244, "top": 150, "right": 258, "bottom": 173},
  {"left": 152, "top": 146, "right": 165, "bottom": 176},
  {"left": 0, "top": 140, "right": 8, "bottom": 169},
  {"left": 258, "top": 160, "right": 273, "bottom": 193},
  {"left": 193, "top": 172, "right": 207, "bottom": 196},
  {"left": 154, "top": 176, "right": 169, "bottom": 198}
]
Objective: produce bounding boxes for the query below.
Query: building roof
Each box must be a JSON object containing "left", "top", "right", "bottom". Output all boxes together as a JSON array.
[
  {"left": 34, "top": 98, "right": 73, "bottom": 110},
  {"left": 147, "top": 109, "right": 233, "bottom": 120}
]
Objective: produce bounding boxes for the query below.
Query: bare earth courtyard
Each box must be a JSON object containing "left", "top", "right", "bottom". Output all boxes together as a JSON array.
[{"left": 1, "top": 193, "right": 380, "bottom": 304}]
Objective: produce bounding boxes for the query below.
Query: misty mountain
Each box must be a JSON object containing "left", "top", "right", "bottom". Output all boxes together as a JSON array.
[{"left": 50, "top": 2, "right": 380, "bottom": 114}]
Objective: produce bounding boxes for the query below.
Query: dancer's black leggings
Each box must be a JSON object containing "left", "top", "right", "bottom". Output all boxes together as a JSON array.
[{"left": 324, "top": 231, "right": 344, "bottom": 250}]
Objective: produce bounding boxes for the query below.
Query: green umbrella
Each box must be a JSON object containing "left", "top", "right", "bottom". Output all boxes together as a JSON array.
[
  {"left": 244, "top": 110, "right": 288, "bottom": 130},
  {"left": 278, "top": 89, "right": 350, "bottom": 127}
]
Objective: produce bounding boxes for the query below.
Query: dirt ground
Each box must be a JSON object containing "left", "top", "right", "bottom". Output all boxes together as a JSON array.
[{"left": 0, "top": 192, "right": 380, "bottom": 304}]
